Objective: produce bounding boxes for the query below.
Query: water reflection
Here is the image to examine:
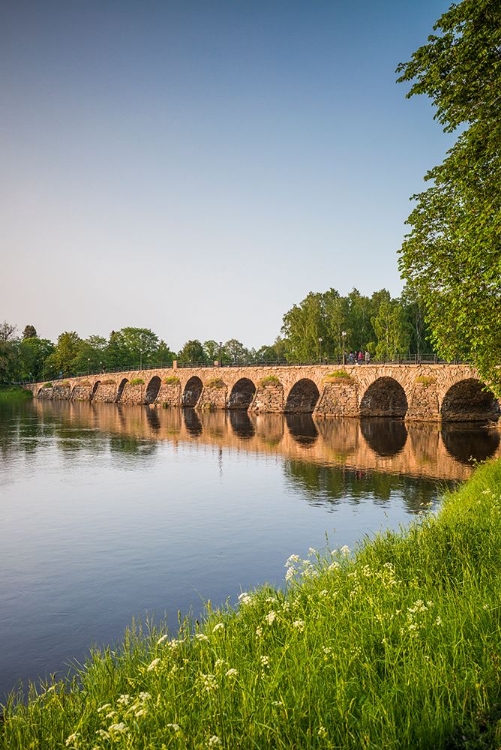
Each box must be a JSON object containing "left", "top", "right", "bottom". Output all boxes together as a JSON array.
[
  {"left": 441, "top": 423, "right": 500, "bottom": 465},
  {"left": 284, "top": 462, "right": 447, "bottom": 513},
  {"left": 285, "top": 414, "right": 319, "bottom": 447},
  {"left": 229, "top": 410, "right": 255, "bottom": 440},
  {"left": 183, "top": 407, "right": 202, "bottom": 436},
  {"left": 360, "top": 418, "right": 408, "bottom": 457},
  {"left": 23, "top": 400, "right": 501, "bottom": 482}
]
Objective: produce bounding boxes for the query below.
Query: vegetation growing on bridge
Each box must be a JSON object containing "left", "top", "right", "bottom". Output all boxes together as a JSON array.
[
  {"left": 3, "top": 460, "right": 501, "bottom": 748},
  {"left": 129, "top": 378, "right": 145, "bottom": 386},
  {"left": 323, "top": 370, "right": 354, "bottom": 383},
  {"left": 258, "top": 375, "right": 281, "bottom": 387},
  {"left": 163, "top": 376, "right": 180, "bottom": 385}
]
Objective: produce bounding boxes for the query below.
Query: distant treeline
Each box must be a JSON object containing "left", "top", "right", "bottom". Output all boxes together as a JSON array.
[{"left": 1, "top": 284, "right": 433, "bottom": 382}]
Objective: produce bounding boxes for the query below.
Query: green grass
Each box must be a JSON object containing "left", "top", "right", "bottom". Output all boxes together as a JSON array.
[
  {"left": 0, "top": 386, "right": 33, "bottom": 403},
  {"left": 3, "top": 460, "right": 501, "bottom": 748}
]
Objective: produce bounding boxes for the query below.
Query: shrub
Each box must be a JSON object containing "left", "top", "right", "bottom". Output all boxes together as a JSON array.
[
  {"left": 415, "top": 375, "right": 436, "bottom": 386},
  {"left": 204, "top": 378, "right": 226, "bottom": 389},
  {"left": 130, "top": 378, "right": 145, "bottom": 386},
  {"left": 42, "top": 382, "right": 53, "bottom": 388},
  {"left": 324, "top": 370, "right": 353, "bottom": 383},
  {"left": 258, "top": 375, "right": 281, "bottom": 387},
  {"left": 163, "top": 376, "right": 180, "bottom": 385}
]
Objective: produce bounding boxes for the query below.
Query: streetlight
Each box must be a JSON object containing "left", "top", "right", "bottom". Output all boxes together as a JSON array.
[
  {"left": 342, "top": 331, "right": 346, "bottom": 365},
  {"left": 219, "top": 342, "right": 223, "bottom": 367},
  {"left": 87, "top": 358, "right": 90, "bottom": 375},
  {"left": 318, "top": 337, "right": 323, "bottom": 364},
  {"left": 139, "top": 349, "right": 143, "bottom": 370}
]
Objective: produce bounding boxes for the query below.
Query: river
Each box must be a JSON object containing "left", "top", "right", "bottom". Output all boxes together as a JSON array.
[{"left": 0, "top": 399, "right": 499, "bottom": 700}]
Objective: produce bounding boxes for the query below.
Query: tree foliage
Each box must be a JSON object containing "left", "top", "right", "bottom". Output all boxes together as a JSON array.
[
  {"left": 281, "top": 287, "right": 425, "bottom": 362},
  {"left": 397, "top": 0, "right": 501, "bottom": 393}
]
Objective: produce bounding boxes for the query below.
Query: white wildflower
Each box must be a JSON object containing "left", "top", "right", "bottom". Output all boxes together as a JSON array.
[
  {"left": 340, "top": 545, "right": 350, "bottom": 556},
  {"left": 318, "top": 726, "right": 327, "bottom": 738},
  {"left": 108, "top": 723, "right": 127, "bottom": 733},
  {"left": 117, "top": 695, "right": 130, "bottom": 705},
  {"left": 265, "top": 610, "right": 277, "bottom": 625},
  {"left": 435, "top": 616, "right": 443, "bottom": 626},
  {"left": 157, "top": 634, "right": 169, "bottom": 645},
  {"left": 166, "top": 723, "right": 181, "bottom": 732},
  {"left": 319, "top": 589, "right": 328, "bottom": 597},
  {"left": 97, "top": 703, "right": 111, "bottom": 713},
  {"left": 292, "top": 620, "right": 305, "bottom": 632},
  {"left": 212, "top": 622, "right": 225, "bottom": 633},
  {"left": 285, "top": 554, "right": 301, "bottom": 567},
  {"left": 208, "top": 736, "right": 222, "bottom": 747},
  {"left": 255, "top": 626, "right": 263, "bottom": 637},
  {"left": 260, "top": 655, "right": 270, "bottom": 666},
  {"left": 195, "top": 633, "right": 209, "bottom": 642},
  {"left": 138, "top": 692, "right": 151, "bottom": 702},
  {"left": 238, "top": 592, "right": 252, "bottom": 605},
  {"left": 147, "top": 658, "right": 160, "bottom": 671},
  {"left": 225, "top": 668, "right": 238, "bottom": 678},
  {"left": 308, "top": 547, "right": 317, "bottom": 556},
  {"left": 65, "top": 733, "right": 79, "bottom": 747}
]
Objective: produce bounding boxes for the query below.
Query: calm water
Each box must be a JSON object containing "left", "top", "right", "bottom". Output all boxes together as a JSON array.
[{"left": 0, "top": 400, "right": 499, "bottom": 700}]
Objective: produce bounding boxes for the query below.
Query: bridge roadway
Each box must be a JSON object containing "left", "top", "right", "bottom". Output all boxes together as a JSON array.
[{"left": 29, "top": 363, "right": 500, "bottom": 422}]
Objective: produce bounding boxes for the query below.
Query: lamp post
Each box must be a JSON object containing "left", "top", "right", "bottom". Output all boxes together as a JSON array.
[
  {"left": 139, "top": 349, "right": 143, "bottom": 370},
  {"left": 318, "top": 337, "right": 323, "bottom": 364},
  {"left": 87, "top": 358, "right": 90, "bottom": 375},
  {"left": 219, "top": 342, "right": 223, "bottom": 367},
  {"left": 342, "top": 331, "right": 346, "bottom": 365}
]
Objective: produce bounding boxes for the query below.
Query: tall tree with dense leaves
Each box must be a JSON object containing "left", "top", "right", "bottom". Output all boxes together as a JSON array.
[{"left": 397, "top": 0, "right": 501, "bottom": 393}]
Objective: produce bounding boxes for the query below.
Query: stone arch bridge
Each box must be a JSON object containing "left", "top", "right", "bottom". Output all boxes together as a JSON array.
[{"left": 29, "top": 363, "right": 500, "bottom": 422}]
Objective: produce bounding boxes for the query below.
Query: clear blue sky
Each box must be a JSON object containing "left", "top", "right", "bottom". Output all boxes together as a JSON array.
[{"left": 1, "top": 0, "right": 453, "bottom": 351}]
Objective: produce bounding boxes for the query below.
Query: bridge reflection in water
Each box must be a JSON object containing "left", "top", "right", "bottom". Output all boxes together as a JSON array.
[{"left": 31, "top": 400, "right": 500, "bottom": 483}]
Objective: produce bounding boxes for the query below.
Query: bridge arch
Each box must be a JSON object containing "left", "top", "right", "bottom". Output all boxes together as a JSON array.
[
  {"left": 360, "top": 377, "right": 408, "bottom": 418},
  {"left": 116, "top": 378, "right": 128, "bottom": 403},
  {"left": 183, "top": 376, "right": 203, "bottom": 407},
  {"left": 228, "top": 378, "right": 256, "bottom": 410},
  {"left": 440, "top": 379, "right": 499, "bottom": 422},
  {"left": 284, "top": 378, "right": 320, "bottom": 413},
  {"left": 145, "top": 376, "right": 161, "bottom": 405}
]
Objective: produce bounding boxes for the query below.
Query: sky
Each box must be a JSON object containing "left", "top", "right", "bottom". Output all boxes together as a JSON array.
[{"left": 1, "top": 0, "right": 454, "bottom": 352}]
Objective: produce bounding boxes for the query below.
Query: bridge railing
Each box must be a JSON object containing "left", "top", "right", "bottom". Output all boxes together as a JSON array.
[{"left": 22, "top": 354, "right": 471, "bottom": 384}]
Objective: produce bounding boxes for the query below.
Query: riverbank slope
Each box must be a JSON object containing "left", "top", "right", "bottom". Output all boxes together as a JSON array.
[{"left": 2, "top": 459, "right": 501, "bottom": 749}]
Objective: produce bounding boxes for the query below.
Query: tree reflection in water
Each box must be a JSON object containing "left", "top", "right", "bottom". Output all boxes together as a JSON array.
[{"left": 283, "top": 461, "right": 455, "bottom": 514}]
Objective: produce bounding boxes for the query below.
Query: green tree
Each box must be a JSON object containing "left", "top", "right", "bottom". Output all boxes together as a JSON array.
[
  {"left": 372, "top": 297, "right": 411, "bottom": 362},
  {"left": 223, "top": 339, "right": 249, "bottom": 365},
  {"left": 22, "top": 325, "right": 37, "bottom": 340},
  {"left": 203, "top": 340, "right": 221, "bottom": 363},
  {"left": 397, "top": 0, "right": 501, "bottom": 392},
  {"left": 178, "top": 339, "right": 206, "bottom": 364},
  {"left": 281, "top": 292, "right": 327, "bottom": 361},
  {"left": 18, "top": 337, "right": 54, "bottom": 381},
  {"left": 105, "top": 328, "right": 160, "bottom": 370},
  {"left": 45, "top": 332, "right": 83, "bottom": 377},
  {"left": 0, "top": 322, "right": 18, "bottom": 382}
]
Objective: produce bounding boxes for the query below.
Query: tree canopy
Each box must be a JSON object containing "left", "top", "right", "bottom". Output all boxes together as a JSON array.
[{"left": 397, "top": 0, "right": 501, "bottom": 394}]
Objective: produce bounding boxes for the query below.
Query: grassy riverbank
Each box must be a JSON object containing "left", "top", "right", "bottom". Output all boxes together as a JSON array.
[
  {"left": 0, "top": 386, "right": 32, "bottom": 403},
  {"left": 3, "top": 460, "right": 501, "bottom": 749}
]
